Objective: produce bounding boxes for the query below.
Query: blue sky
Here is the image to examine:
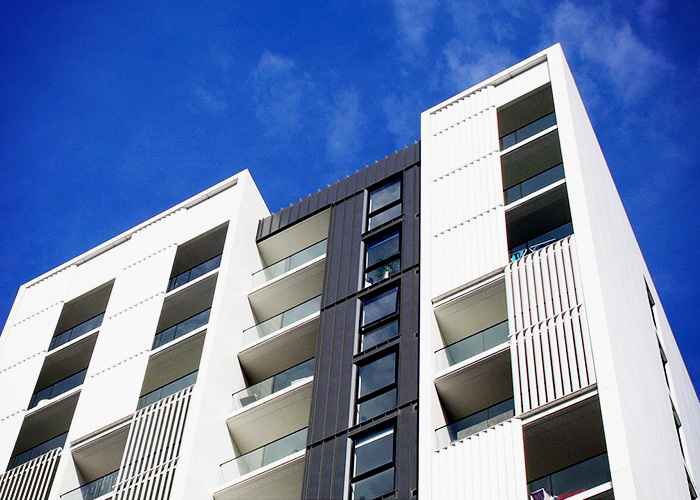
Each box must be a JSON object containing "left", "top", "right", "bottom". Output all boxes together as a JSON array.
[{"left": 1, "top": 1, "right": 699, "bottom": 388}]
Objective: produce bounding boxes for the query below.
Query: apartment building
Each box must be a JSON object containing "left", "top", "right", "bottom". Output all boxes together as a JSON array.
[{"left": 0, "top": 44, "right": 698, "bottom": 500}]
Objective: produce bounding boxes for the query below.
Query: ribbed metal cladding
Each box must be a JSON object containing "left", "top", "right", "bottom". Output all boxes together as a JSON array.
[
  {"left": 254, "top": 145, "right": 421, "bottom": 500},
  {"left": 0, "top": 448, "right": 61, "bottom": 500},
  {"left": 113, "top": 386, "right": 193, "bottom": 500},
  {"left": 505, "top": 236, "right": 596, "bottom": 414},
  {"left": 432, "top": 419, "right": 528, "bottom": 500}
]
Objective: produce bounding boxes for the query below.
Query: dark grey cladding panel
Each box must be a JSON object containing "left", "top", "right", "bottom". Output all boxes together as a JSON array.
[{"left": 256, "top": 142, "right": 420, "bottom": 242}]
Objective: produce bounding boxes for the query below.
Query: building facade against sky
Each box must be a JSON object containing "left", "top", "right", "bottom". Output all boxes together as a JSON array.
[{"left": 0, "top": 44, "right": 698, "bottom": 500}]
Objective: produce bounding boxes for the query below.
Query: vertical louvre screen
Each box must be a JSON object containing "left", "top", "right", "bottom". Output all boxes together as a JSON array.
[
  {"left": 0, "top": 448, "right": 61, "bottom": 500},
  {"left": 506, "top": 236, "right": 596, "bottom": 414},
  {"left": 113, "top": 386, "right": 193, "bottom": 500}
]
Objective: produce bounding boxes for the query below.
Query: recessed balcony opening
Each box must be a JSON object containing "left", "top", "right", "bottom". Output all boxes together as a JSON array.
[
  {"left": 50, "top": 281, "right": 113, "bottom": 351},
  {"left": 498, "top": 84, "right": 556, "bottom": 151},
  {"left": 153, "top": 273, "right": 216, "bottom": 350},
  {"left": 434, "top": 348, "right": 513, "bottom": 448},
  {"left": 8, "top": 391, "right": 79, "bottom": 470},
  {"left": 506, "top": 184, "right": 573, "bottom": 261},
  {"left": 256, "top": 210, "right": 331, "bottom": 270},
  {"left": 62, "top": 424, "right": 129, "bottom": 500},
  {"left": 502, "top": 130, "right": 564, "bottom": 206},
  {"left": 31, "top": 334, "right": 97, "bottom": 411},
  {"left": 434, "top": 278, "right": 508, "bottom": 369},
  {"left": 524, "top": 397, "right": 613, "bottom": 500},
  {"left": 167, "top": 223, "right": 228, "bottom": 293},
  {"left": 137, "top": 331, "right": 204, "bottom": 410}
]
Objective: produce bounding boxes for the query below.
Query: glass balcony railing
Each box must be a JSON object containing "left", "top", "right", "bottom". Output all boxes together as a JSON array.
[
  {"left": 29, "top": 369, "right": 87, "bottom": 409},
  {"left": 436, "top": 398, "right": 514, "bottom": 448},
  {"left": 504, "top": 164, "right": 565, "bottom": 205},
  {"left": 435, "top": 320, "right": 509, "bottom": 371},
  {"left": 7, "top": 432, "right": 68, "bottom": 470},
  {"left": 61, "top": 469, "right": 119, "bottom": 500},
  {"left": 509, "top": 222, "right": 573, "bottom": 262},
  {"left": 528, "top": 453, "right": 612, "bottom": 499},
  {"left": 252, "top": 240, "right": 327, "bottom": 287},
  {"left": 232, "top": 358, "right": 315, "bottom": 410},
  {"left": 242, "top": 295, "right": 321, "bottom": 346},
  {"left": 220, "top": 427, "right": 308, "bottom": 484},
  {"left": 137, "top": 371, "right": 198, "bottom": 410},
  {"left": 49, "top": 313, "right": 104, "bottom": 351},
  {"left": 152, "top": 308, "right": 210, "bottom": 350},
  {"left": 167, "top": 254, "right": 222, "bottom": 292},
  {"left": 500, "top": 112, "right": 557, "bottom": 150}
]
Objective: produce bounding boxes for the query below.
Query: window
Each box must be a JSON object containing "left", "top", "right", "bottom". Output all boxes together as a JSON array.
[
  {"left": 356, "top": 353, "right": 397, "bottom": 423},
  {"left": 359, "top": 288, "right": 399, "bottom": 351},
  {"left": 364, "top": 231, "right": 400, "bottom": 286},
  {"left": 351, "top": 428, "right": 395, "bottom": 500},
  {"left": 367, "top": 179, "right": 401, "bottom": 231}
]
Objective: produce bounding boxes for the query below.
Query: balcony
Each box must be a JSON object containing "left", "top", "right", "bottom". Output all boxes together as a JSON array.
[
  {"left": 227, "top": 360, "right": 314, "bottom": 455},
  {"left": 498, "top": 84, "right": 556, "bottom": 152},
  {"left": 49, "top": 281, "right": 113, "bottom": 351},
  {"left": 167, "top": 254, "right": 221, "bottom": 292},
  {"left": 528, "top": 453, "right": 612, "bottom": 500},
  {"left": 50, "top": 313, "right": 104, "bottom": 351},
  {"left": 509, "top": 221, "right": 573, "bottom": 261},
  {"left": 61, "top": 469, "right": 118, "bottom": 500},
  {"left": 252, "top": 239, "right": 327, "bottom": 288},
  {"left": 505, "top": 163, "right": 564, "bottom": 205},
  {"left": 7, "top": 432, "right": 68, "bottom": 470},
  {"left": 137, "top": 370, "right": 197, "bottom": 410},
  {"left": 216, "top": 428, "right": 307, "bottom": 500},
  {"left": 243, "top": 296, "right": 320, "bottom": 346},
  {"left": 500, "top": 112, "right": 556, "bottom": 150},
  {"left": 435, "top": 320, "right": 509, "bottom": 371},
  {"left": 29, "top": 368, "right": 87, "bottom": 409},
  {"left": 152, "top": 308, "right": 210, "bottom": 350},
  {"left": 436, "top": 398, "right": 515, "bottom": 448}
]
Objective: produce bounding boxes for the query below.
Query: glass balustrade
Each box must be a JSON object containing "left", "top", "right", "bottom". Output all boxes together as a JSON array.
[
  {"left": 252, "top": 240, "right": 327, "bottom": 287},
  {"left": 504, "top": 164, "right": 565, "bottom": 205},
  {"left": 137, "top": 371, "right": 198, "bottom": 410},
  {"left": 7, "top": 432, "right": 68, "bottom": 470},
  {"left": 49, "top": 313, "right": 104, "bottom": 351},
  {"left": 435, "top": 321, "right": 509, "bottom": 371},
  {"left": 500, "top": 112, "right": 557, "bottom": 150},
  {"left": 242, "top": 296, "right": 321, "bottom": 346},
  {"left": 232, "top": 358, "right": 315, "bottom": 410},
  {"left": 61, "top": 469, "right": 119, "bottom": 500},
  {"left": 152, "top": 308, "right": 210, "bottom": 349},
  {"left": 528, "top": 453, "right": 612, "bottom": 499},
  {"left": 509, "top": 222, "right": 574, "bottom": 261},
  {"left": 220, "top": 427, "right": 308, "bottom": 484},
  {"left": 29, "top": 369, "right": 87, "bottom": 409},
  {"left": 167, "top": 254, "right": 222, "bottom": 292},
  {"left": 435, "top": 398, "right": 515, "bottom": 448}
]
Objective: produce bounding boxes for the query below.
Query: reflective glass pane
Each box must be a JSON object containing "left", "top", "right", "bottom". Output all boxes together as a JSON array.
[
  {"left": 358, "top": 353, "right": 396, "bottom": 398},
  {"left": 365, "top": 258, "right": 400, "bottom": 287},
  {"left": 357, "top": 388, "right": 396, "bottom": 423},
  {"left": 369, "top": 180, "right": 401, "bottom": 214},
  {"left": 353, "top": 467, "right": 395, "bottom": 500},
  {"left": 362, "top": 289, "right": 398, "bottom": 326},
  {"left": 354, "top": 429, "right": 394, "bottom": 476},
  {"left": 366, "top": 232, "right": 400, "bottom": 268},
  {"left": 361, "top": 319, "right": 399, "bottom": 351},
  {"left": 368, "top": 203, "right": 402, "bottom": 230}
]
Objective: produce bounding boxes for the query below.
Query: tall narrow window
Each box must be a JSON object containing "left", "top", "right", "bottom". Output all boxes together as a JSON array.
[
  {"left": 351, "top": 428, "right": 395, "bottom": 500},
  {"left": 359, "top": 288, "right": 399, "bottom": 351},
  {"left": 365, "top": 231, "right": 401, "bottom": 286},
  {"left": 356, "top": 352, "right": 397, "bottom": 423},
  {"left": 367, "top": 179, "right": 401, "bottom": 231}
]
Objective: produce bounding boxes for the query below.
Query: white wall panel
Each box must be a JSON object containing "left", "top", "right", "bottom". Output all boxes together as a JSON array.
[
  {"left": 506, "top": 236, "right": 596, "bottom": 414},
  {"left": 0, "top": 447, "right": 60, "bottom": 500},
  {"left": 0, "top": 304, "right": 60, "bottom": 379},
  {"left": 11, "top": 266, "right": 74, "bottom": 325},
  {"left": 432, "top": 419, "right": 527, "bottom": 500},
  {"left": 67, "top": 241, "right": 128, "bottom": 302},
  {"left": 124, "top": 210, "right": 183, "bottom": 268}
]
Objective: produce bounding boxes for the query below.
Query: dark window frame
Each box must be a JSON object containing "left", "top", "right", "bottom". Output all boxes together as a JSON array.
[
  {"left": 355, "top": 351, "right": 398, "bottom": 424},
  {"left": 366, "top": 178, "right": 403, "bottom": 232},
  {"left": 358, "top": 287, "right": 400, "bottom": 353},
  {"left": 350, "top": 426, "right": 396, "bottom": 500},
  {"left": 364, "top": 229, "right": 401, "bottom": 287}
]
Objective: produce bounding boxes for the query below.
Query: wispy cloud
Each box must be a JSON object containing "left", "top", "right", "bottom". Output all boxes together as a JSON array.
[
  {"left": 383, "top": 93, "right": 420, "bottom": 145},
  {"left": 326, "top": 89, "right": 366, "bottom": 163},
  {"left": 250, "top": 52, "right": 313, "bottom": 139},
  {"left": 440, "top": 40, "right": 516, "bottom": 92},
  {"left": 546, "top": 1, "right": 672, "bottom": 102},
  {"left": 192, "top": 86, "right": 228, "bottom": 113},
  {"left": 388, "top": 0, "right": 439, "bottom": 56}
]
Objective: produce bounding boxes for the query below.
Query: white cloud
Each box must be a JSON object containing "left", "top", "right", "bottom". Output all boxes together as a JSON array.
[
  {"left": 547, "top": 1, "right": 671, "bottom": 102},
  {"left": 441, "top": 40, "right": 516, "bottom": 92},
  {"left": 388, "top": 0, "right": 439, "bottom": 55},
  {"left": 638, "top": 0, "right": 666, "bottom": 27},
  {"left": 193, "top": 86, "right": 228, "bottom": 113},
  {"left": 250, "top": 52, "right": 313, "bottom": 138},
  {"left": 326, "top": 89, "right": 366, "bottom": 163},
  {"left": 383, "top": 93, "right": 420, "bottom": 145}
]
